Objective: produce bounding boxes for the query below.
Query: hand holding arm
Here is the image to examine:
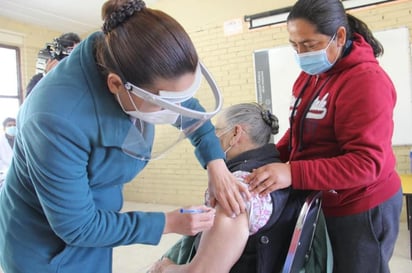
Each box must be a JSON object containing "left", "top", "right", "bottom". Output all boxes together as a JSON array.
[
  {"left": 206, "top": 159, "right": 250, "bottom": 217},
  {"left": 246, "top": 162, "right": 292, "bottom": 196}
]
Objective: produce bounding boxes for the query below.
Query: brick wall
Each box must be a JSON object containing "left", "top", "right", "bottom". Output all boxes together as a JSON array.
[{"left": 0, "top": 1, "right": 410, "bottom": 206}]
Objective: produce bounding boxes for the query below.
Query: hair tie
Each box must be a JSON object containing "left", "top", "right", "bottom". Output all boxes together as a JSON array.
[
  {"left": 102, "top": 0, "right": 146, "bottom": 34},
  {"left": 261, "top": 109, "right": 279, "bottom": 135},
  {"left": 261, "top": 109, "right": 272, "bottom": 125}
]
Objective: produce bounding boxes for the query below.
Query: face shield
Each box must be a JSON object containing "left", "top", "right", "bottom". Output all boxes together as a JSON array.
[{"left": 120, "top": 62, "right": 222, "bottom": 161}]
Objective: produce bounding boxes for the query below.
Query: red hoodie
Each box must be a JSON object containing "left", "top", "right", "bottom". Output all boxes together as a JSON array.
[{"left": 276, "top": 33, "right": 401, "bottom": 217}]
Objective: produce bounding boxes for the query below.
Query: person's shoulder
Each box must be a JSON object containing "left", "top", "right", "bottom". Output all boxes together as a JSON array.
[
  {"left": 25, "top": 73, "right": 44, "bottom": 97},
  {"left": 81, "top": 31, "right": 104, "bottom": 48},
  {"left": 30, "top": 73, "right": 44, "bottom": 81},
  {"left": 0, "top": 134, "right": 7, "bottom": 144},
  {"left": 26, "top": 73, "right": 44, "bottom": 94}
]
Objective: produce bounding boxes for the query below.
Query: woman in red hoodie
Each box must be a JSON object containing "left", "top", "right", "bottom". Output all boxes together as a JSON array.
[{"left": 246, "top": 0, "right": 402, "bottom": 272}]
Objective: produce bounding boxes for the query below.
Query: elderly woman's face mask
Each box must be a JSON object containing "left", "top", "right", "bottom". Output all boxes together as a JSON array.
[{"left": 215, "top": 126, "right": 234, "bottom": 156}]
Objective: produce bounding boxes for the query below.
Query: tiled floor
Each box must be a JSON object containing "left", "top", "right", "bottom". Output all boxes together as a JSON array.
[
  {"left": 114, "top": 202, "right": 181, "bottom": 273},
  {"left": 114, "top": 201, "right": 412, "bottom": 273}
]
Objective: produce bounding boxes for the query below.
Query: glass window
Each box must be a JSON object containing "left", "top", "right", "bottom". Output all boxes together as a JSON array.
[{"left": 0, "top": 45, "right": 22, "bottom": 124}]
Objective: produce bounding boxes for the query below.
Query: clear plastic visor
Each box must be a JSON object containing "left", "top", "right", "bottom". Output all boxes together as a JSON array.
[{"left": 121, "top": 62, "right": 223, "bottom": 161}]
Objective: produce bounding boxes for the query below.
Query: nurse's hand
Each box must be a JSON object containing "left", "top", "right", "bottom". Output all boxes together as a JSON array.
[
  {"left": 245, "top": 162, "right": 292, "bottom": 196},
  {"left": 163, "top": 205, "right": 215, "bottom": 236},
  {"left": 206, "top": 159, "right": 250, "bottom": 217}
]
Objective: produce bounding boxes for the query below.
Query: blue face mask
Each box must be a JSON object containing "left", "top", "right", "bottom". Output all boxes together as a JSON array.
[
  {"left": 5, "top": 126, "right": 17, "bottom": 137},
  {"left": 294, "top": 34, "right": 337, "bottom": 75}
]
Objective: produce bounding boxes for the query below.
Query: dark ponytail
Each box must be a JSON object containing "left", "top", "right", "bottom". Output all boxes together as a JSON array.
[
  {"left": 347, "top": 13, "right": 384, "bottom": 57},
  {"left": 96, "top": 0, "right": 198, "bottom": 86}
]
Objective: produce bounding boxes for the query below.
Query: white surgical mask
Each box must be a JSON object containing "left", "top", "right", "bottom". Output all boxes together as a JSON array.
[
  {"left": 5, "top": 126, "right": 17, "bottom": 137},
  {"left": 294, "top": 34, "right": 337, "bottom": 75},
  {"left": 223, "top": 144, "right": 233, "bottom": 157},
  {"left": 216, "top": 127, "right": 236, "bottom": 158}
]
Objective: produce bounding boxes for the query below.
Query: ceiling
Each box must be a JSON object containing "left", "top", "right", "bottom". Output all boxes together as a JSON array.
[{"left": 0, "top": 0, "right": 158, "bottom": 35}]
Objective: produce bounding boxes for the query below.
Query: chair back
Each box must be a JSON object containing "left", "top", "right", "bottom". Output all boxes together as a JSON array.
[{"left": 281, "top": 191, "right": 323, "bottom": 273}]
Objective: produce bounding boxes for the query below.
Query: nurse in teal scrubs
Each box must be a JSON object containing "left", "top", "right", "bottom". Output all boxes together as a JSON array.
[{"left": 0, "top": 1, "right": 247, "bottom": 272}]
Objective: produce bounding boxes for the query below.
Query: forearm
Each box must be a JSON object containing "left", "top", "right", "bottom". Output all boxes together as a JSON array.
[{"left": 185, "top": 205, "right": 249, "bottom": 273}]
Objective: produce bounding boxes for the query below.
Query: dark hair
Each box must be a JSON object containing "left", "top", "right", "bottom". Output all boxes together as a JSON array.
[
  {"left": 58, "top": 32, "right": 81, "bottom": 48},
  {"left": 3, "top": 117, "right": 16, "bottom": 128},
  {"left": 287, "top": 0, "right": 384, "bottom": 57},
  {"left": 96, "top": 0, "right": 198, "bottom": 87}
]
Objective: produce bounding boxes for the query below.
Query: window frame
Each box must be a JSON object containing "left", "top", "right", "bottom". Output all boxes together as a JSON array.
[{"left": 0, "top": 43, "right": 23, "bottom": 122}]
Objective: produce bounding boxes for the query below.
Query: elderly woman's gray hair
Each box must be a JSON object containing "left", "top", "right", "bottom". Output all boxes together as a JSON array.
[{"left": 219, "top": 102, "right": 279, "bottom": 146}]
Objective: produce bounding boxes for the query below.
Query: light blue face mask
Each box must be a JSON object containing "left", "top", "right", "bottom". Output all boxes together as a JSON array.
[
  {"left": 5, "top": 126, "right": 17, "bottom": 137},
  {"left": 294, "top": 34, "right": 337, "bottom": 75}
]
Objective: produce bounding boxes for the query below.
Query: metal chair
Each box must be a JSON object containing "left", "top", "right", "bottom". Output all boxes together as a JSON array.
[{"left": 282, "top": 191, "right": 323, "bottom": 273}]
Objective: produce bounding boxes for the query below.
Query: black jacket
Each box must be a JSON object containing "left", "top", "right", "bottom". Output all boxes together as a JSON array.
[
  {"left": 224, "top": 144, "right": 308, "bottom": 273},
  {"left": 185, "top": 144, "right": 308, "bottom": 273}
]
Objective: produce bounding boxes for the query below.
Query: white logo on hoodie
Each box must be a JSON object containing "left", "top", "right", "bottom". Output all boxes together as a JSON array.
[{"left": 307, "top": 93, "right": 329, "bottom": 119}]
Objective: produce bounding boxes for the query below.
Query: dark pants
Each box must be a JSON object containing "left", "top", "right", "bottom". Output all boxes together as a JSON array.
[{"left": 325, "top": 189, "right": 403, "bottom": 273}]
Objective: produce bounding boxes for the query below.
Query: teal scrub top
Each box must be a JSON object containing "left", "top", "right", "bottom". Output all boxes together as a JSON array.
[{"left": 0, "top": 32, "right": 224, "bottom": 273}]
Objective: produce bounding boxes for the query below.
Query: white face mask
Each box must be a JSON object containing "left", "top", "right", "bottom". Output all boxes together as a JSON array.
[
  {"left": 5, "top": 126, "right": 17, "bottom": 137},
  {"left": 216, "top": 126, "right": 235, "bottom": 158},
  {"left": 223, "top": 144, "right": 233, "bottom": 157}
]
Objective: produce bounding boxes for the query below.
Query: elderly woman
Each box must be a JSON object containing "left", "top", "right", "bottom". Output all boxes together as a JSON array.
[{"left": 150, "top": 102, "right": 306, "bottom": 273}]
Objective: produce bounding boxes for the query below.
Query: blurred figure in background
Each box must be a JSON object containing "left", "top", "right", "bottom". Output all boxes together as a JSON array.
[
  {"left": 25, "top": 32, "right": 81, "bottom": 97},
  {"left": 0, "top": 117, "right": 16, "bottom": 187}
]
